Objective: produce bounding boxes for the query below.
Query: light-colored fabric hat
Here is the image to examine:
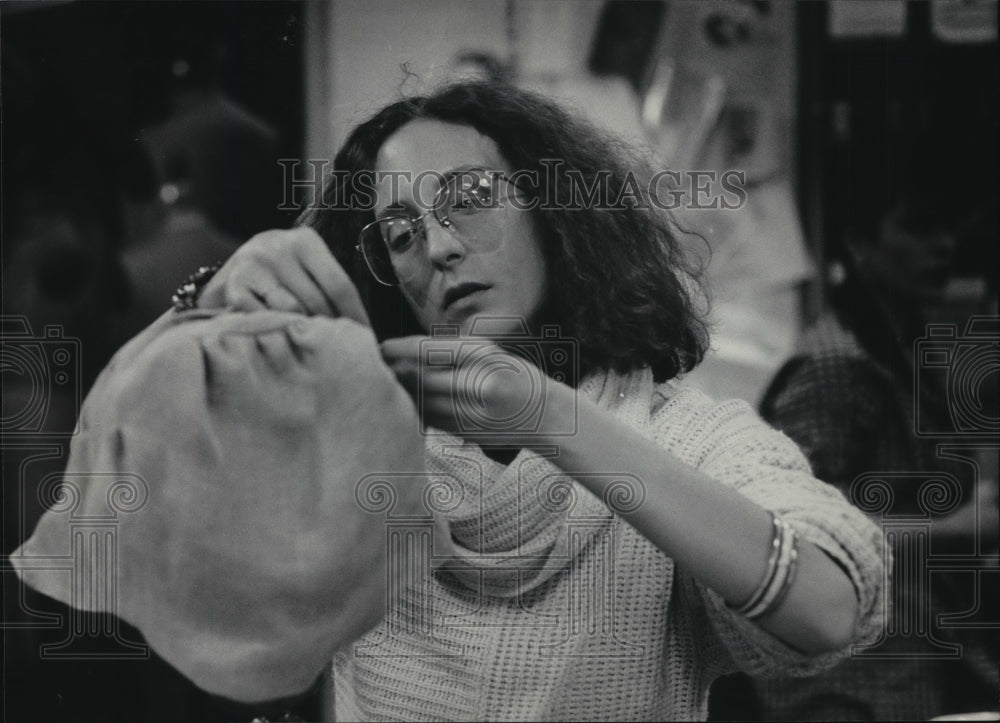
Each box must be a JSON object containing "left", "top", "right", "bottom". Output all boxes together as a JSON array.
[{"left": 12, "top": 309, "right": 426, "bottom": 702}]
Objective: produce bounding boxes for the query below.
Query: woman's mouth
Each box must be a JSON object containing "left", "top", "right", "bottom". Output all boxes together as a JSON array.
[{"left": 442, "top": 282, "right": 491, "bottom": 309}]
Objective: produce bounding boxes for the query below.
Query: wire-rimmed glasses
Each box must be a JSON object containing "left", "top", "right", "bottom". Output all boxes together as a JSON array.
[{"left": 356, "top": 169, "right": 526, "bottom": 286}]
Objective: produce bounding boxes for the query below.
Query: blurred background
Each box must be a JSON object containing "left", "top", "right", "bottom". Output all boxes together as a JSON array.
[{"left": 2, "top": 1, "right": 997, "bottom": 721}]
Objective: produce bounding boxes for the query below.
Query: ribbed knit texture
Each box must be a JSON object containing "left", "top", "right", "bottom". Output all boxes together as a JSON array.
[{"left": 331, "top": 368, "right": 885, "bottom": 721}]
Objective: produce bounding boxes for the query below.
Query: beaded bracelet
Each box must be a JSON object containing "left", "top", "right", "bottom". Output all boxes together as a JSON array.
[{"left": 171, "top": 262, "right": 223, "bottom": 312}]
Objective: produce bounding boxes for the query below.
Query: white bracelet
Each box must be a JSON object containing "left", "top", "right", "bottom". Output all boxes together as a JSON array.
[
  {"left": 734, "top": 514, "right": 784, "bottom": 616},
  {"left": 744, "top": 520, "right": 798, "bottom": 620}
]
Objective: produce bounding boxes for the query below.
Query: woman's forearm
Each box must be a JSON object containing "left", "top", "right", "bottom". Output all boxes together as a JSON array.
[{"left": 533, "top": 385, "right": 859, "bottom": 655}]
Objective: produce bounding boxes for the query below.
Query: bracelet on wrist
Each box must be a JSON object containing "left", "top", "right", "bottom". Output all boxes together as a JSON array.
[
  {"left": 731, "top": 514, "right": 800, "bottom": 621},
  {"left": 171, "top": 262, "right": 223, "bottom": 312}
]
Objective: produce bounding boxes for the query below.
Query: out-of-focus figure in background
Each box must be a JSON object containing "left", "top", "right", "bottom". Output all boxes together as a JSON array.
[
  {"left": 1, "top": 44, "right": 134, "bottom": 552},
  {"left": 751, "top": 142, "right": 999, "bottom": 720},
  {"left": 115, "top": 43, "right": 282, "bottom": 340}
]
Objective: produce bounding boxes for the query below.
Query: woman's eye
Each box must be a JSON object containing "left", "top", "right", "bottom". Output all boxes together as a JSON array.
[
  {"left": 385, "top": 224, "right": 419, "bottom": 253},
  {"left": 451, "top": 186, "right": 493, "bottom": 212}
]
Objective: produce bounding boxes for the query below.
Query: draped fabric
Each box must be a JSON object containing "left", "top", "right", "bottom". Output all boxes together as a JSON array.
[{"left": 12, "top": 310, "right": 428, "bottom": 703}]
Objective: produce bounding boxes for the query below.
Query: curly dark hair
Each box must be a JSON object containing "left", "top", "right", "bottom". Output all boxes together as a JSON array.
[{"left": 299, "top": 80, "right": 708, "bottom": 382}]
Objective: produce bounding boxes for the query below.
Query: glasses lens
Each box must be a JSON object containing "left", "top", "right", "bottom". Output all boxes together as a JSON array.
[
  {"left": 435, "top": 172, "right": 510, "bottom": 252},
  {"left": 437, "top": 171, "right": 499, "bottom": 216},
  {"left": 359, "top": 223, "right": 399, "bottom": 285}
]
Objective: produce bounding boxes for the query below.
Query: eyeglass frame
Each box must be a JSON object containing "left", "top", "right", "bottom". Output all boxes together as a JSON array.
[{"left": 354, "top": 170, "right": 528, "bottom": 287}]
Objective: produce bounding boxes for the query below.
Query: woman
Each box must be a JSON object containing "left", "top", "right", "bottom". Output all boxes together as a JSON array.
[{"left": 189, "top": 81, "right": 883, "bottom": 720}]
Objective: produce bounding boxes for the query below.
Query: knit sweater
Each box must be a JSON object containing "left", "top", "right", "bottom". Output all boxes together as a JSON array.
[{"left": 331, "top": 369, "right": 885, "bottom": 721}]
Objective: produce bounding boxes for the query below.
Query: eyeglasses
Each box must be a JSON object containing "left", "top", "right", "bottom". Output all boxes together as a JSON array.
[{"left": 356, "top": 170, "right": 526, "bottom": 286}]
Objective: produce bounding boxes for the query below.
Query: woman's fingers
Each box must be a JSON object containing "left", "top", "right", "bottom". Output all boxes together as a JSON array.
[
  {"left": 382, "top": 338, "right": 446, "bottom": 397},
  {"left": 380, "top": 336, "right": 428, "bottom": 361},
  {"left": 294, "top": 228, "right": 371, "bottom": 327},
  {"left": 255, "top": 284, "right": 306, "bottom": 314},
  {"left": 382, "top": 336, "right": 507, "bottom": 436},
  {"left": 226, "top": 287, "right": 268, "bottom": 313},
  {"left": 196, "top": 227, "right": 370, "bottom": 326},
  {"left": 265, "top": 248, "right": 326, "bottom": 315},
  {"left": 220, "top": 265, "right": 301, "bottom": 314}
]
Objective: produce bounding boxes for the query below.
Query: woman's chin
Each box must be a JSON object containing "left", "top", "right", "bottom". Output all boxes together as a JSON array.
[{"left": 458, "top": 312, "right": 533, "bottom": 338}]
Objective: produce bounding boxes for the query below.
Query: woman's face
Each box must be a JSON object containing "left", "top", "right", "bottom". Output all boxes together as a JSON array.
[{"left": 372, "top": 120, "right": 547, "bottom": 337}]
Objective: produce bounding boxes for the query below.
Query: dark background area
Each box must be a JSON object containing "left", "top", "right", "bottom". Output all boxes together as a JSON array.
[
  {"left": 797, "top": 0, "right": 998, "bottom": 316},
  {"left": 2, "top": 0, "right": 305, "bottom": 172}
]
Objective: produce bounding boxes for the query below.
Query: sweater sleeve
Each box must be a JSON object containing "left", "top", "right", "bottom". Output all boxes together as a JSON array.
[{"left": 651, "top": 385, "right": 886, "bottom": 679}]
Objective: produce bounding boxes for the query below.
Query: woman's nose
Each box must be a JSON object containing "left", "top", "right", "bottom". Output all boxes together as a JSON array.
[{"left": 423, "top": 216, "right": 466, "bottom": 268}]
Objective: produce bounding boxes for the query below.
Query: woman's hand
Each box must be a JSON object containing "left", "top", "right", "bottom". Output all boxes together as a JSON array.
[
  {"left": 198, "top": 227, "right": 370, "bottom": 327},
  {"left": 380, "top": 335, "right": 575, "bottom": 448}
]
